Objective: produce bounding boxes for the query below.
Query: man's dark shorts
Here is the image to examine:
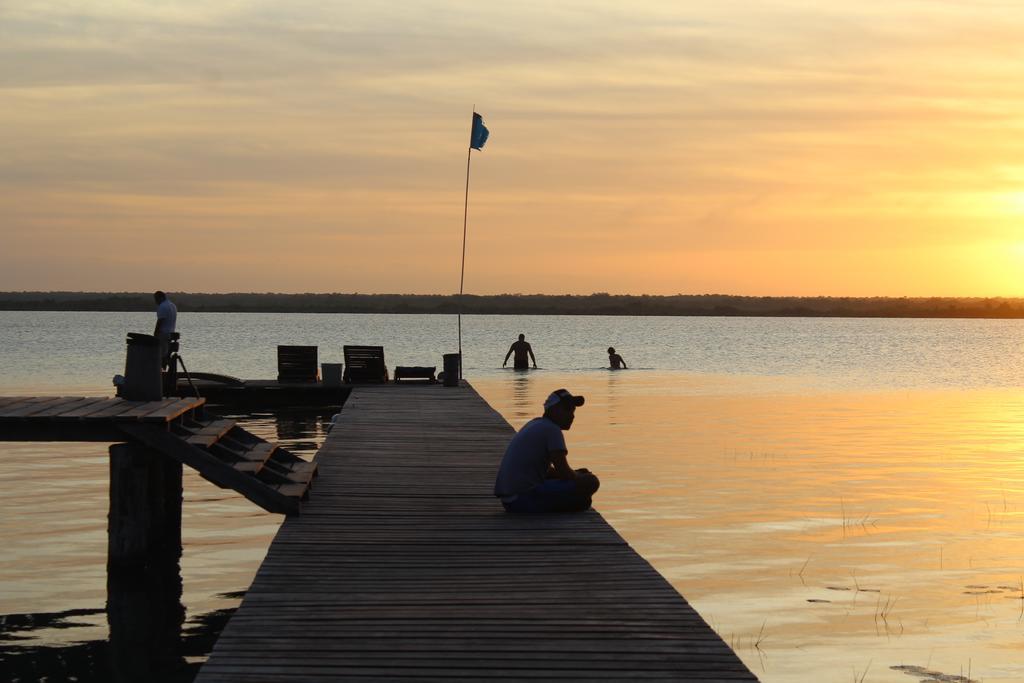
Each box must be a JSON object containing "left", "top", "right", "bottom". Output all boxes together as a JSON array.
[{"left": 502, "top": 478, "right": 593, "bottom": 513}]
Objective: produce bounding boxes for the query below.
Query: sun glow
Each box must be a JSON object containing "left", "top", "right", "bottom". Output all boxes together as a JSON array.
[
  {"left": 977, "top": 241, "right": 1024, "bottom": 297},
  {"left": 990, "top": 191, "right": 1024, "bottom": 216},
  {"left": 1011, "top": 241, "right": 1024, "bottom": 264},
  {"left": 3, "top": 1, "right": 1024, "bottom": 295}
]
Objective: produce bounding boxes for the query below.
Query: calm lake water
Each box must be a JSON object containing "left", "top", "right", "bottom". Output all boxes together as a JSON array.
[{"left": 2, "top": 311, "right": 1023, "bottom": 682}]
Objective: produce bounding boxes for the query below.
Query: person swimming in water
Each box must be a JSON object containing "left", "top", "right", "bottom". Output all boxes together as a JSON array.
[
  {"left": 503, "top": 334, "right": 537, "bottom": 370},
  {"left": 607, "top": 347, "right": 627, "bottom": 369}
]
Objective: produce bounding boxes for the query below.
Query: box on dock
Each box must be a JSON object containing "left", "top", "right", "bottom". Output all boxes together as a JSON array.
[{"left": 321, "top": 363, "right": 343, "bottom": 387}]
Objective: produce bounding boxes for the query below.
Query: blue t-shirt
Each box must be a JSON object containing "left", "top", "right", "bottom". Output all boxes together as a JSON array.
[{"left": 493, "top": 417, "right": 566, "bottom": 500}]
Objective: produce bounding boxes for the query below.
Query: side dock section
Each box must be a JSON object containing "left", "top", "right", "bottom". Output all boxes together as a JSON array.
[{"left": 197, "top": 383, "right": 757, "bottom": 681}]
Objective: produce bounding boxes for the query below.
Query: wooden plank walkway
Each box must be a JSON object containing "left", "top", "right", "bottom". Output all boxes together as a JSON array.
[
  {"left": 0, "top": 396, "right": 207, "bottom": 441},
  {"left": 0, "top": 395, "right": 316, "bottom": 513},
  {"left": 197, "top": 383, "right": 757, "bottom": 681},
  {"left": 0, "top": 396, "right": 205, "bottom": 424}
]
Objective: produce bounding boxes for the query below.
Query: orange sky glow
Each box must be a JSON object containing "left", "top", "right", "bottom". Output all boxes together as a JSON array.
[{"left": 2, "top": 1, "right": 1023, "bottom": 296}]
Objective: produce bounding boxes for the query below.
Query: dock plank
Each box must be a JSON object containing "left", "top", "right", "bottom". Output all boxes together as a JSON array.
[
  {"left": 185, "top": 419, "right": 236, "bottom": 443},
  {"left": 30, "top": 398, "right": 107, "bottom": 421},
  {"left": 0, "top": 396, "right": 71, "bottom": 419},
  {"left": 0, "top": 397, "right": 35, "bottom": 409},
  {"left": 197, "top": 383, "right": 756, "bottom": 681},
  {"left": 55, "top": 398, "right": 129, "bottom": 420},
  {"left": 110, "top": 396, "right": 204, "bottom": 422},
  {"left": 76, "top": 399, "right": 152, "bottom": 421},
  {"left": 138, "top": 397, "right": 205, "bottom": 422},
  {"left": 112, "top": 397, "right": 181, "bottom": 420}
]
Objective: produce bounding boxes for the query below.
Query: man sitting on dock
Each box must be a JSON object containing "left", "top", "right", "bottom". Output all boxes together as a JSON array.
[{"left": 494, "top": 389, "right": 600, "bottom": 513}]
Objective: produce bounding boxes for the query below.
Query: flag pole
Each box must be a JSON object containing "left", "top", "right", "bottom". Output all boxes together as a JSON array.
[{"left": 458, "top": 108, "right": 475, "bottom": 379}]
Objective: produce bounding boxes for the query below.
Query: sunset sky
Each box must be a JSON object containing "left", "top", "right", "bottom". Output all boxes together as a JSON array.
[{"left": 2, "top": 1, "right": 1023, "bottom": 296}]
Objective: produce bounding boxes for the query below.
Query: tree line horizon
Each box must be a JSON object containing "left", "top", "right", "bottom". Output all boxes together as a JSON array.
[{"left": 2, "top": 292, "right": 1023, "bottom": 318}]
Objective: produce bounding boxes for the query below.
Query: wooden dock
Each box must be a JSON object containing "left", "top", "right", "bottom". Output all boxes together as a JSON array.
[
  {"left": 173, "top": 375, "right": 353, "bottom": 408},
  {"left": 197, "top": 383, "right": 757, "bottom": 681},
  {"left": 0, "top": 395, "right": 208, "bottom": 441},
  {"left": 0, "top": 395, "right": 318, "bottom": 514}
]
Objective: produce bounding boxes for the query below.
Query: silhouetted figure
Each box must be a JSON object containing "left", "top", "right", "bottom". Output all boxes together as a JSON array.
[
  {"left": 153, "top": 291, "right": 177, "bottom": 370},
  {"left": 503, "top": 333, "right": 537, "bottom": 369},
  {"left": 494, "top": 389, "right": 600, "bottom": 513},
  {"left": 608, "top": 346, "right": 627, "bottom": 369}
]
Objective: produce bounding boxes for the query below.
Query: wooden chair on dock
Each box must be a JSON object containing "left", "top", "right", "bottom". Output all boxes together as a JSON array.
[
  {"left": 277, "top": 345, "right": 319, "bottom": 383},
  {"left": 343, "top": 345, "right": 389, "bottom": 383}
]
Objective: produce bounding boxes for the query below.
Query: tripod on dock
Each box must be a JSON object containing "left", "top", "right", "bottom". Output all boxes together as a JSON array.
[{"left": 162, "top": 333, "right": 200, "bottom": 399}]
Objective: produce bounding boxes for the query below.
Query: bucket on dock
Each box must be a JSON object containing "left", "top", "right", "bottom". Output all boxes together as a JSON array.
[
  {"left": 321, "top": 363, "right": 343, "bottom": 387},
  {"left": 442, "top": 353, "right": 460, "bottom": 387},
  {"left": 122, "top": 333, "right": 163, "bottom": 401}
]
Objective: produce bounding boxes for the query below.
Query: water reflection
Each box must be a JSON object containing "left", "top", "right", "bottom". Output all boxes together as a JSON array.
[
  {"left": 509, "top": 371, "right": 533, "bottom": 423},
  {"left": 0, "top": 409, "right": 328, "bottom": 683},
  {"left": 2, "top": 622, "right": 112, "bottom": 683},
  {"left": 0, "top": 607, "right": 106, "bottom": 642},
  {"left": 473, "top": 374, "right": 1024, "bottom": 683},
  {"left": 107, "top": 563, "right": 186, "bottom": 682},
  {"left": 0, "top": 497, "right": 243, "bottom": 683},
  {"left": 605, "top": 370, "right": 624, "bottom": 428},
  {"left": 273, "top": 411, "right": 328, "bottom": 454},
  {"left": 0, "top": 584, "right": 238, "bottom": 683},
  {"left": 220, "top": 409, "right": 330, "bottom": 459}
]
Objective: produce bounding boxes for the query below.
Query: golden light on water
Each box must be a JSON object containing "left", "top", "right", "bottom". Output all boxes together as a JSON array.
[
  {"left": 1, "top": 309, "right": 1023, "bottom": 681},
  {"left": 475, "top": 374, "right": 1024, "bottom": 682}
]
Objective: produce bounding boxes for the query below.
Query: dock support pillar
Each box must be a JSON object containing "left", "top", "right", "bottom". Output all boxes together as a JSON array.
[
  {"left": 106, "top": 557, "right": 186, "bottom": 681},
  {"left": 108, "top": 441, "right": 182, "bottom": 572},
  {"left": 107, "top": 441, "right": 186, "bottom": 680}
]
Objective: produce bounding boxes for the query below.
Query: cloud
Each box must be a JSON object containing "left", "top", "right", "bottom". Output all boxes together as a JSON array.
[{"left": 2, "top": 0, "right": 1024, "bottom": 293}]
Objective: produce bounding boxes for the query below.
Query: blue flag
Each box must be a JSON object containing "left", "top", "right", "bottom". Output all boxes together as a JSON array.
[{"left": 470, "top": 112, "right": 489, "bottom": 150}]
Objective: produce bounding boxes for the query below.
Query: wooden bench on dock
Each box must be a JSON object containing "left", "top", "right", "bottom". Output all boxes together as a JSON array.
[{"left": 196, "top": 383, "right": 757, "bottom": 681}]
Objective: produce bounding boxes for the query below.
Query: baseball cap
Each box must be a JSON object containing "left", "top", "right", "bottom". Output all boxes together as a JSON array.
[{"left": 543, "top": 388, "right": 585, "bottom": 410}]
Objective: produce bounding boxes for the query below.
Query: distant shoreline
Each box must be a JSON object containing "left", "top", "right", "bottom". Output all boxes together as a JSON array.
[{"left": 2, "top": 292, "right": 1023, "bottom": 319}]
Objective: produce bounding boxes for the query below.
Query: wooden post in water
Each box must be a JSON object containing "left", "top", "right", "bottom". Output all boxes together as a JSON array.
[
  {"left": 107, "top": 441, "right": 185, "bottom": 678},
  {"left": 107, "top": 556, "right": 186, "bottom": 682},
  {"left": 108, "top": 442, "right": 183, "bottom": 572}
]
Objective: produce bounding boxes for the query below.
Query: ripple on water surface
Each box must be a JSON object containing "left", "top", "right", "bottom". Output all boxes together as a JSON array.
[
  {"left": 474, "top": 373, "right": 1024, "bottom": 683},
  {"left": 2, "top": 313, "right": 1024, "bottom": 682}
]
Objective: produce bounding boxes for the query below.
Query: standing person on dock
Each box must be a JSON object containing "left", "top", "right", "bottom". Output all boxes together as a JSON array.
[
  {"left": 494, "top": 389, "right": 600, "bottom": 513},
  {"left": 153, "top": 291, "right": 177, "bottom": 369},
  {"left": 608, "top": 347, "right": 627, "bottom": 369},
  {"left": 503, "top": 333, "right": 537, "bottom": 370}
]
